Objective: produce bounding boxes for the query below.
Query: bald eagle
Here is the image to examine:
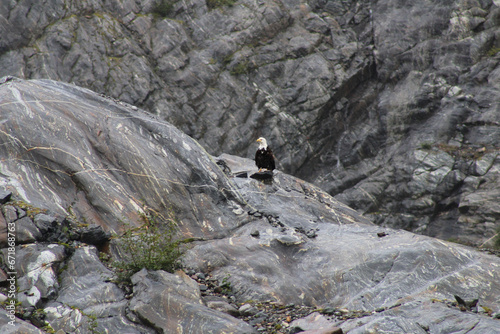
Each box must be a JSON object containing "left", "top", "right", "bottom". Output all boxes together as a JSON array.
[{"left": 255, "top": 137, "right": 275, "bottom": 172}]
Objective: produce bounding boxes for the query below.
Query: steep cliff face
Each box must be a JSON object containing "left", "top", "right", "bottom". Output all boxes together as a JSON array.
[
  {"left": 1, "top": 0, "right": 499, "bottom": 244},
  {"left": 1, "top": 78, "right": 500, "bottom": 334}
]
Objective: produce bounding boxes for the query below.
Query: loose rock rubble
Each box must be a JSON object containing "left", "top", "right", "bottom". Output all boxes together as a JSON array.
[{"left": 188, "top": 269, "right": 355, "bottom": 333}]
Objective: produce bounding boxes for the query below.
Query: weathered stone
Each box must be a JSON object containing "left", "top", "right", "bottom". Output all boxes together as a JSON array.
[
  {"left": 2, "top": 205, "right": 17, "bottom": 224},
  {"left": 10, "top": 244, "right": 67, "bottom": 308},
  {"left": 239, "top": 303, "right": 259, "bottom": 316},
  {"left": 129, "top": 269, "right": 257, "bottom": 334},
  {"left": 44, "top": 245, "right": 149, "bottom": 334},
  {"left": 16, "top": 216, "right": 42, "bottom": 244},
  {"left": 33, "top": 214, "right": 57, "bottom": 235},
  {"left": 0, "top": 78, "right": 245, "bottom": 238},
  {"left": 0, "top": 308, "right": 44, "bottom": 334},
  {"left": 289, "top": 312, "right": 334, "bottom": 332},
  {"left": 204, "top": 296, "right": 240, "bottom": 317},
  {"left": 183, "top": 154, "right": 500, "bottom": 333}
]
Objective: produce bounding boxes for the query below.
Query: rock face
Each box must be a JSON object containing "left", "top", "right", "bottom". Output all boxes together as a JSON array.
[
  {"left": 0, "top": 78, "right": 499, "bottom": 333},
  {"left": 2, "top": 0, "right": 499, "bottom": 245},
  {"left": 0, "top": 77, "right": 243, "bottom": 237},
  {"left": 129, "top": 269, "right": 256, "bottom": 333}
]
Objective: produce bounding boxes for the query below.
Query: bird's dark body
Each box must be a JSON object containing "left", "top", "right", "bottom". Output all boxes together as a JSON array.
[{"left": 255, "top": 147, "right": 275, "bottom": 171}]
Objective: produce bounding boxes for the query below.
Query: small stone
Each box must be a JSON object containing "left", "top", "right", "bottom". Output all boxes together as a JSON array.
[
  {"left": 320, "top": 306, "right": 335, "bottom": 315},
  {"left": 250, "top": 230, "right": 260, "bottom": 237},
  {"left": 289, "top": 312, "right": 338, "bottom": 333},
  {"left": 204, "top": 297, "right": 240, "bottom": 316},
  {"left": 239, "top": 303, "right": 259, "bottom": 316},
  {"left": 16, "top": 216, "right": 42, "bottom": 243},
  {"left": 3, "top": 205, "right": 17, "bottom": 223},
  {"left": 199, "top": 284, "right": 208, "bottom": 292},
  {"left": 34, "top": 213, "right": 57, "bottom": 234},
  {"left": 306, "top": 229, "right": 317, "bottom": 238},
  {"left": 276, "top": 234, "right": 303, "bottom": 246},
  {"left": 196, "top": 272, "right": 206, "bottom": 280}
]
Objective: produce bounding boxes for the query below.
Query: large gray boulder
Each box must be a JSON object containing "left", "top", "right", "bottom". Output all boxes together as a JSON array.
[
  {"left": 0, "top": 78, "right": 499, "bottom": 333},
  {"left": 129, "top": 269, "right": 256, "bottom": 333},
  {"left": 0, "top": 77, "right": 244, "bottom": 237}
]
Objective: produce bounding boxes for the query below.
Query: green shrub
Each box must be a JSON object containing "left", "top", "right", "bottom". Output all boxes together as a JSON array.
[
  {"left": 419, "top": 142, "right": 433, "bottom": 150},
  {"left": 113, "top": 209, "right": 183, "bottom": 282}
]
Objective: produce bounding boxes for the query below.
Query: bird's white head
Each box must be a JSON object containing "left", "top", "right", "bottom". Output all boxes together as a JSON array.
[{"left": 256, "top": 137, "right": 268, "bottom": 149}]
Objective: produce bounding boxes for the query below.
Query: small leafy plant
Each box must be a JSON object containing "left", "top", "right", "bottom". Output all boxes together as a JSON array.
[
  {"left": 113, "top": 208, "right": 183, "bottom": 283},
  {"left": 220, "top": 273, "right": 232, "bottom": 294}
]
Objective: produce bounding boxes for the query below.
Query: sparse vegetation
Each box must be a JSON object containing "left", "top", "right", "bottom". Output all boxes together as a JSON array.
[
  {"left": 231, "top": 60, "right": 251, "bottom": 75},
  {"left": 487, "top": 46, "right": 500, "bottom": 57},
  {"left": 112, "top": 208, "right": 183, "bottom": 283},
  {"left": 220, "top": 273, "right": 232, "bottom": 294},
  {"left": 207, "top": 0, "right": 237, "bottom": 10},
  {"left": 436, "top": 143, "right": 488, "bottom": 161},
  {"left": 419, "top": 142, "right": 433, "bottom": 150},
  {"left": 11, "top": 200, "right": 47, "bottom": 218},
  {"left": 152, "top": 0, "right": 176, "bottom": 18},
  {"left": 493, "top": 227, "right": 500, "bottom": 250}
]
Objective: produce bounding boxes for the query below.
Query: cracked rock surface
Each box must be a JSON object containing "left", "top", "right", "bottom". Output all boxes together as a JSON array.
[
  {"left": 0, "top": 78, "right": 499, "bottom": 333},
  {"left": 4, "top": 0, "right": 499, "bottom": 246}
]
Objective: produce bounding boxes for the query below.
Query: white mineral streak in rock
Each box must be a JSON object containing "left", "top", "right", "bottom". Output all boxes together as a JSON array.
[
  {"left": 10, "top": 86, "right": 33, "bottom": 118},
  {"left": 183, "top": 141, "right": 192, "bottom": 151},
  {"left": 26, "top": 250, "right": 58, "bottom": 305},
  {"left": 26, "top": 286, "right": 41, "bottom": 306}
]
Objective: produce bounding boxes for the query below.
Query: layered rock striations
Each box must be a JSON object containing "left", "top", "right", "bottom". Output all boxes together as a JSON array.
[
  {"left": 0, "top": 78, "right": 499, "bottom": 333},
  {"left": 1, "top": 0, "right": 499, "bottom": 245}
]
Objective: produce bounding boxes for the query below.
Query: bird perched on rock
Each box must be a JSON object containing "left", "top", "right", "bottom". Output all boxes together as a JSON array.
[{"left": 255, "top": 137, "right": 275, "bottom": 172}]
